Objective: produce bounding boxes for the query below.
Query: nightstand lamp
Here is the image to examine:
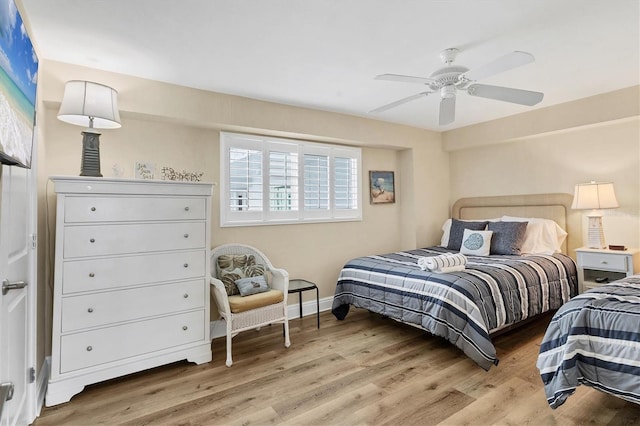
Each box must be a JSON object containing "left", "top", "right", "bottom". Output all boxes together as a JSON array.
[
  {"left": 57, "top": 80, "right": 121, "bottom": 177},
  {"left": 571, "top": 181, "right": 619, "bottom": 249}
]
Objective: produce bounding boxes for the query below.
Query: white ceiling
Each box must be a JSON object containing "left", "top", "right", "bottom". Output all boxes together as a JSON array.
[{"left": 20, "top": 0, "right": 640, "bottom": 131}]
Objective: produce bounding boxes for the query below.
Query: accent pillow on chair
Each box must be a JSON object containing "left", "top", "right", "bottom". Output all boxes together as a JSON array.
[
  {"left": 217, "top": 254, "right": 266, "bottom": 295},
  {"left": 235, "top": 275, "right": 270, "bottom": 296}
]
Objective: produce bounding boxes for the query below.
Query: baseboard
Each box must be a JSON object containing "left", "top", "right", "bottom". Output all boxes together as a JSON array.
[
  {"left": 35, "top": 357, "right": 51, "bottom": 419},
  {"left": 209, "top": 295, "right": 333, "bottom": 340}
]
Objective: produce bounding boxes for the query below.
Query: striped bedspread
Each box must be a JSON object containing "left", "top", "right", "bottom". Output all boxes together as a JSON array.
[
  {"left": 537, "top": 276, "right": 640, "bottom": 408},
  {"left": 331, "top": 247, "right": 577, "bottom": 370}
]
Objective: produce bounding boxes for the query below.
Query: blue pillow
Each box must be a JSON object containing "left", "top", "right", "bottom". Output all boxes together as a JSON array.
[
  {"left": 447, "top": 219, "right": 489, "bottom": 251},
  {"left": 235, "top": 275, "right": 269, "bottom": 297},
  {"left": 488, "top": 221, "right": 528, "bottom": 255}
]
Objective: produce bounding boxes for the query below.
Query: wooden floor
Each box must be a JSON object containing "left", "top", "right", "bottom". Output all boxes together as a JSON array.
[{"left": 35, "top": 309, "right": 640, "bottom": 425}]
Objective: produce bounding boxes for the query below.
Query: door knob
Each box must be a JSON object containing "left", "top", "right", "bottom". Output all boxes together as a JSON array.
[{"left": 2, "top": 279, "right": 27, "bottom": 295}]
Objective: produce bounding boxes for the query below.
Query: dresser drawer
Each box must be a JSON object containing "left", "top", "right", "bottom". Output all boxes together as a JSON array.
[
  {"left": 578, "top": 252, "right": 628, "bottom": 272},
  {"left": 63, "top": 222, "right": 206, "bottom": 258},
  {"left": 64, "top": 196, "right": 206, "bottom": 223},
  {"left": 59, "top": 310, "right": 205, "bottom": 373},
  {"left": 62, "top": 250, "right": 205, "bottom": 294},
  {"left": 61, "top": 280, "right": 204, "bottom": 332}
]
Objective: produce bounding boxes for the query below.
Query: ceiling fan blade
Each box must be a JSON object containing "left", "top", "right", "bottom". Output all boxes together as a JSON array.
[
  {"left": 370, "top": 92, "right": 430, "bottom": 113},
  {"left": 462, "top": 51, "right": 534, "bottom": 81},
  {"left": 467, "top": 83, "right": 543, "bottom": 106},
  {"left": 375, "top": 73, "right": 436, "bottom": 85},
  {"left": 439, "top": 96, "right": 456, "bottom": 126}
]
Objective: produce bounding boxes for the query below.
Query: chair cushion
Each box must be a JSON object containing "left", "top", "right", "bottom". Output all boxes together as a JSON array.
[{"left": 227, "top": 289, "right": 284, "bottom": 313}]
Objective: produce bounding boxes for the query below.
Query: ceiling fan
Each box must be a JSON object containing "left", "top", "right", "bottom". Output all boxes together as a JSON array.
[{"left": 371, "top": 48, "right": 544, "bottom": 126}]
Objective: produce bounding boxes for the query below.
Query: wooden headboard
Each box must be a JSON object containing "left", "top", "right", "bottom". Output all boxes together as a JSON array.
[{"left": 451, "top": 193, "right": 581, "bottom": 257}]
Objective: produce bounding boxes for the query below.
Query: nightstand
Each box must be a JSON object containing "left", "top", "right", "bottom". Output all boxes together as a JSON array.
[{"left": 575, "top": 247, "right": 640, "bottom": 293}]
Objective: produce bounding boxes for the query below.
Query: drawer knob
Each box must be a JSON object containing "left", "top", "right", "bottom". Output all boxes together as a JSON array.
[
  {"left": 89, "top": 238, "right": 95, "bottom": 243},
  {"left": 182, "top": 326, "right": 188, "bottom": 331},
  {"left": 184, "top": 263, "right": 189, "bottom": 268},
  {"left": 89, "top": 272, "right": 95, "bottom": 278},
  {"left": 90, "top": 207, "right": 96, "bottom": 212},
  {"left": 183, "top": 293, "right": 189, "bottom": 298},
  {"left": 601, "top": 260, "right": 608, "bottom": 264},
  {"left": 86, "top": 346, "right": 93, "bottom": 352},
  {"left": 184, "top": 206, "right": 190, "bottom": 211},
  {"left": 184, "top": 233, "right": 189, "bottom": 238},
  {"left": 87, "top": 307, "right": 94, "bottom": 313}
]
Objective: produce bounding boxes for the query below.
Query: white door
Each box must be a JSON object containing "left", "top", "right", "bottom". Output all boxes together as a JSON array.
[{"left": 0, "top": 163, "right": 37, "bottom": 426}]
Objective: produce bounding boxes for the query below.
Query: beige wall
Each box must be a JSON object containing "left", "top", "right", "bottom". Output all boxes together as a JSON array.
[
  {"left": 446, "top": 86, "right": 640, "bottom": 249},
  {"left": 35, "top": 60, "right": 448, "bottom": 367}
]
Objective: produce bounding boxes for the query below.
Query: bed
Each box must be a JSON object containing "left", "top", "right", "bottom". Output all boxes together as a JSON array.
[
  {"left": 331, "top": 193, "right": 581, "bottom": 370},
  {"left": 537, "top": 275, "right": 640, "bottom": 408}
]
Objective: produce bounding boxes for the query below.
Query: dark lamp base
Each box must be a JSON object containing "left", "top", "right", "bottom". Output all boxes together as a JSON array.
[{"left": 80, "top": 131, "right": 102, "bottom": 177}]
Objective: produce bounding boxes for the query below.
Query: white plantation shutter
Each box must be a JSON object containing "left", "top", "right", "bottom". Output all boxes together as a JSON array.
[
  {"left": 334, "top": 155, "right": 358, "bottom": 212},
  {"left": 221, "top": 132, "right": 361, "bottom": 226},
  {"left": 229, "top": 147, "right": 262, "bottom": 212},
  {"left": 266, "top": 141, "right": 299, "bottom": 221},
  {"left": 303, "top": 154, "right": 329, "bottom": 211}
]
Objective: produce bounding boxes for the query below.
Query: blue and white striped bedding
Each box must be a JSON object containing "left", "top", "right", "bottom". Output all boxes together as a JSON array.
[
  {"left": 332, "top": 246, "right": 577, "bottom": 370},
  {"left": 537, "top": 276, "right": 640, "bottom": 408}
]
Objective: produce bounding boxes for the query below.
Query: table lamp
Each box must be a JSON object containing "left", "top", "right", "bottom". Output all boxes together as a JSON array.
[
  {"left": 571, "top": 181, "right": 619, "bottom": 249},
  {"left": 57, "top": 81, "right": 121, "bottom": 177}
]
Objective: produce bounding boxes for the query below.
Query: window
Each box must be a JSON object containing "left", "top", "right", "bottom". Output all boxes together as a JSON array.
[{"left": 221, "top": 132, "right": 361, "bottom": 226}]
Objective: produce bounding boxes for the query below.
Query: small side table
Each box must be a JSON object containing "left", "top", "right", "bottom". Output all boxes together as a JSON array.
[
  {"left": 575, "top": 247, "right": 640, "bottom": 292},
  {"left": 288, "top": 279, "right": 320, "bottom": 328}
]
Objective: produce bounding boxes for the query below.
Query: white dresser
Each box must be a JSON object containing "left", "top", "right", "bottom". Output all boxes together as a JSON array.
[{"left": 46, "top": 176, "right": 213, "bottom": 406}]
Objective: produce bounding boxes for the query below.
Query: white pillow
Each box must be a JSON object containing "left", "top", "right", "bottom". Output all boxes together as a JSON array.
[
  {"left": 440, "top": 219, "right": 452, "bottom": 247},
  {"left": 460, "top": 229, "right": 493, "bottom": 256},
  {"left": 440, "top": 217, "right": 501, "bottom": 247},
  {"left": 501, "top": 216, "right": 567, "bottom": 254}
]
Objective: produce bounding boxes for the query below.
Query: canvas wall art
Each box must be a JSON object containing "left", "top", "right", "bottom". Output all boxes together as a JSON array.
[{"left": 369, "top": 170, "right": 395, "bottom": 204}]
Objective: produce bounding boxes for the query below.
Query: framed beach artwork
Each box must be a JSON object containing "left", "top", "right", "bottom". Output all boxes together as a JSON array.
[
  {"left": 0, "top": 0, "right": 39, "bottom": 169},
  {"left": 369, "top": 170, "right": 395, "bottom": 204}
]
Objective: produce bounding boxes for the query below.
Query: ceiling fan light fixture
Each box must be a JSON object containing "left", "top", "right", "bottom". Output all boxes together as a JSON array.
[{"left": 441, "top": 85, "right": 456, "bottom": 99}]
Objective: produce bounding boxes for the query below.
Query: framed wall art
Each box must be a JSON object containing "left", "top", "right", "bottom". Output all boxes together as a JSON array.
[{"left": 369, "top": 170, "right": 395, "bottom": 204}]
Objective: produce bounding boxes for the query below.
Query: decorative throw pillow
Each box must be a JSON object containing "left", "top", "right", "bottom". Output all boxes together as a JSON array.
[
  {"left": 501, "top": 216, "right": 567, "bottom": 254},
  {"left": 217, "top": 254, "right": 266, "bottom": 296},
  {"left": 235, "top": 275, "right": 270, "bottom": 296},
  {"left": 446, "top": 219, "right": 489, "bottom": 251},
  {"left": 488, "top": 221, "right": 528, "bottom": 255},
  {"left": 460, "top": 229, "right": 493, "bottom": 256},
  {"left": 220, "top": 267, "right": 244, "bottom": 296}
]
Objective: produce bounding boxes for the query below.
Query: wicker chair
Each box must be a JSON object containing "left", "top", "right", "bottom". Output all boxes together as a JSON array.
[{"left": 210, "top": 243, "right": 291, "bottom": 366}]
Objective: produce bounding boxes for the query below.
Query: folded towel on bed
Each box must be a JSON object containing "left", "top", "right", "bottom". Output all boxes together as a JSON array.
[
  {"left": 435, "top": 265, "right": 466, "bottom": 274},
  {"left": 417, "top": 252, "right": 467, "bottom": 272}
]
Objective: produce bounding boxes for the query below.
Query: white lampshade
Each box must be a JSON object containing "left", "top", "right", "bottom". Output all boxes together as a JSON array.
[
  {"left": 57, "top": 80, "right": 121, "bottom": 129},
  {"left": 571, "top": 181, "right": 618, "bottom": 249},
  {"left": 57, "top": 80, "right": 121, "bottom": 177},
  {"left": 571, "top": 181, "right": 619, "bottom": 210}
]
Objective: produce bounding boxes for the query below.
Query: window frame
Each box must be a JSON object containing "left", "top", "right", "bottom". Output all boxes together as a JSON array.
[{"left": 220, "top": 131, "right": 362, "bottom": 227}]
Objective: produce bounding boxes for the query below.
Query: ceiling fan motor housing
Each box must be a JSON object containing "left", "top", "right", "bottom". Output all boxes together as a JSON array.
[{"left": 429, "top": 65, "right": 469, "bottom": 91}]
